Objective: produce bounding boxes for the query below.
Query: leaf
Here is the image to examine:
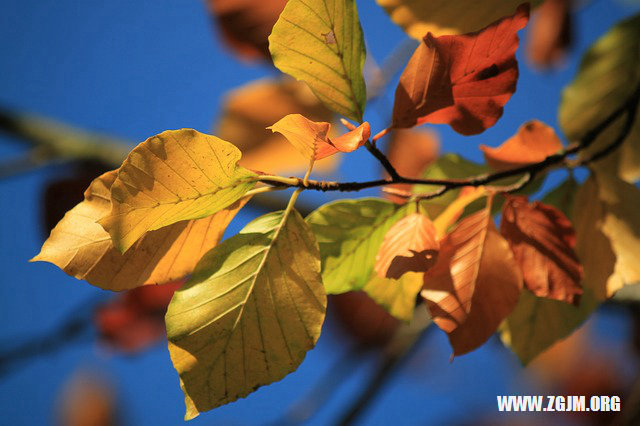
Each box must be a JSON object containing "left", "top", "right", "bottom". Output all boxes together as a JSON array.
[
  {"left": 526, "top": 0, "right": 572, "bottom": 68},
  {"left": 499, "top": 287, "right": 598, "bottom": 365},
  {"left": 384, "top": 128, "right": 439, "bottom": 203},
  {"left": 558, "top": 13, "right": 640, "bottom": 182},
  {"left": 376, "top": 0, "right": 541, "bottom": 39},
  {"left": 392, "top": 4, "right": 530, "bottom": 135},
  {"left": 421, "top": 207, "right": 522, "bottom": 355},
  {"left": 268, "top": 114, "right": 370, "bottom": 161},
  {"left": 166, "top": 208, "right": 326, "bottom": 419},
  {"left": 500, "top": 195, "right": 583, "bottom": 304},
  {"left": 375, "top": 213, "right": 439, "bottom": 279},
  {"left": 306, "top": 198, "right": 410, "bottom": 294},
  {"left": 32, "top": 171, "right": 248, "bottom": 291},
  {"left": 215, "top": 78, "right": 338, "bottom": 175},
  {"left": 206, "top": 0, "right": 287, "bottom": 61},
  {"left": 573, "top": 174, "right": 640, "bottom": 300},
  {"left": 362, "top": 272, "right": 423, "bottom": 322},
  {"left": 99, "top": 129, "right": 257, "bottom": 252},
  {"left": 269, "top": 0, "right": 367, "bottom": 122},
  {"left": 541, "top": 176, "right": 578, "bottom": 218},
  {"left": 480, "top": 120, "right": 563, "bottom": 171}
]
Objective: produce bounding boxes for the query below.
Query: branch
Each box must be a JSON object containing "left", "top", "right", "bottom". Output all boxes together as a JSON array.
[{"left": 260, "top": 83, "right": 640, "bottom": 198}]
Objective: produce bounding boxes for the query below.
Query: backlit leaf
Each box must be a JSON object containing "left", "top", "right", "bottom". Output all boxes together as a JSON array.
[
  {"left": 269, "top": 0, "right": 367, "bottom": 122},
  {"left": 526, "top": 0, "right": 572, "bottom": 68},
  {"left": 268, "top": 114, "right": 370, "bottom": 161},
  {"left": 363, "top": 272, "right": 423, "bottom": 322},
  {"left": 559, "top": 13, "right": 640, "bottom": 182},
  {"left": 99, "top": 129, "right": 257, "bottom": 252},
  {"left": 541, "top": 176, "right": 578, "bottom": 218},
  {"left": 573, "top": 174, "right": 640, "bottom": 300},
  {"left": 166, "top": 208, "right": 326, "bottom": 419},
  {"left": 377, "top": 0, "right": 541, "bottom": 39},
  {"left": 500, "top": 195, "right": 583, "bottom": 304},
  {"left": 393, "top": 4, "right": 530, "bottom": 135},
  {"left": 421, "top": 207, "right": 523, "bottom": 355},
  {"left": 306, "top": 198, "right": 410, "bottom": 294},
  {"left": 480, "top": 120, "right": 563, "bottom": 171},
  {"left": 375, "top": 213, "right": 439, "bottom": 279},
  {"left": 32, "top": 171, "right": 248, "bottom": 291},
  {"left": 215, "top": 78, "right": 338, "bottom": 175}
]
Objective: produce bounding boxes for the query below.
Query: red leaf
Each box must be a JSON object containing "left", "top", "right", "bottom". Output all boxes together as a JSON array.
[
  {"left": 393, "top": 4, "right": 530, "bottom": 135},
  {"left": 375, "top": 213, "right": 439, "bottom": 279},
  {"left": 501, "top": 195, "right": 583, "bottom": 304}
]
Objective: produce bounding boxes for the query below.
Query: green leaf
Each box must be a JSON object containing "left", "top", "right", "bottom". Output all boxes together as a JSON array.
[
  {"left": 541, "top": 175, "right": 579, "bottom": 218},
  {"left": 166, "top": 208, "right": 326, "bottom": 419},
  {"left": 499, "top": 288, "right": 598, "bottom": 365},
  {"left": 269, "top": 0, "right": 367, "bottom": 122},
  {"left": 362, "top": 272, "right": 423, "bottom": 322},
  {"left": 306, "top": 198, "right": 410, "bottom": 294},
  {"left": 559, "top": 13, "right": 640, "bottom": 182},
  {"left": 99, "top": 129, "right": 258, "bottom": 252}
]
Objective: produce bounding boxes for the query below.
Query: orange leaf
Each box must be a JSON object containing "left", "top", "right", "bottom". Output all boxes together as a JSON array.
[
  {"left": 480, "top": 120, "right": 563, "bottom": 170},
  {"left": 207, "top": 0, "right": 287, "bottom": 61},
  {"left": 501, "top": 195, "right": 583, "bottom": 304},
  {"left": 421, "top": 208, "right": 522, "bottom": 355},
  {"left": 375, "top": 213, "right": 440, "bottom": 279},
  {"left": 393, "top": 4, "right": 530, "bottom": 135},
  {"left": 527, "top": 0, "right": 572, "bottom": 68},
  {"left": 268, "top": 114, "right": 370, "bottom": 161}
]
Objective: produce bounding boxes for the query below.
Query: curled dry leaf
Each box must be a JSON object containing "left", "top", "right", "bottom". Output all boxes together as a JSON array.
[
  {"left": 526, "top": 0, "right": 572, "bottom": 68},
  {"left": 393, "top": 4, "right": 530, "bottom": 135},
  {"left": 206, "top": 0, "right": 287, "bottom": 61},
  {"left": 500, "top": 195, "right": 583, "bottom": 304},
  {"left": 269, "top": 114, "right": 370, "bottom": 161},
  {"left": 421, "top": 207, "right": 522, "bottom": 355},
  {"left": 375, "top": 212, "right": 439, "bottom": 279},
  {"left": 32, "top": 171, "right": 248, "bottom": 291},
  {"left": 216, "top": 78, "right": 337, "bottom": 175},
  {"left": 480, "top": 120, "right": 563, "bottom": 171}
]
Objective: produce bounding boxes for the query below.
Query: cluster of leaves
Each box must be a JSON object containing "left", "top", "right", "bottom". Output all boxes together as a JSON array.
[{"left": 31, "top": 0, "right": 640, "bottom": 420}]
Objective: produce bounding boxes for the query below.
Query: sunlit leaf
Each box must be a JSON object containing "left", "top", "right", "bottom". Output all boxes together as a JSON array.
[
  {"left": 99, "top": 129, "right": 257, "bottom": 252},
  {"left": 269, "top": 0, "right": 367, "bottom": 122},
  {"left": 377, "top": 0, "right": 541, "bottom": 39},
  {"left": 32, "top": 171, "right": 248, "bottom": 291},
  {"left": 501, "top": 195, "right": 582, "bottom": 304},
  {"left": 166, "top": 208, "right": 326, "bottom": 419},
  {"left": 422, "top": 206, "right": 523, "bottom": 355},
  {"left": 306, "top": 198, "right": 410, "bottom": 294},
  {"left": 573, "top": 174, "right": 640, "bottom": 300},
  {"left": 393, "top": 4, "right": 530, "bottom": 135},
  {"left": 559, "top": 13, "right": 640, "bottom": 182},
  {"left": 375, "top": 213, "right": 439, "bottom": 279},
  {"left": 363, "top": 272, "right": 423, "bottom": 322},
  {"left": 216, "top": 78, "right": 338, "bottom": 175},
  {"left": 268, "top": 114, "right": 370, "bottom": 161},
  {"left": 480, "top": 120, "right": 563, "bottom": 171}
]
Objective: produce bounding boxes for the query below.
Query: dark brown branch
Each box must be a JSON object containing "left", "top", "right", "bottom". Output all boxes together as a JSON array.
[{"left": 364, "top": 140, "right": 400, "bottom": 179}]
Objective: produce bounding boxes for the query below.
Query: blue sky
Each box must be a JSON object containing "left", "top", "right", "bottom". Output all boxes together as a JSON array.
[{"left": 1, "top": 0, "right": 639, "bottom": 424}]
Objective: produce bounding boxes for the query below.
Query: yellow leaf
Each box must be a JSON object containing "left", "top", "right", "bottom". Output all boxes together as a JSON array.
[
  {"left": 377, "top": 0, "right": 542, "bottom": 39},
  {"left": 31, "top": 170, "right": 248, "bottom": 291},
  {"left": 573, "top": 173, "right": 640, "bottom": 300},
  {"left": 216, "top": 78, "right": 339, "bottom": 175},
  {"left": 363, "top": 272, "right": 423, "bottom": 322},
  {"left": 166, "top": 208, "right": 326, "bottom": 419},
  {"left": 99, "top": 129, "right": 257, "bottom": 252}
]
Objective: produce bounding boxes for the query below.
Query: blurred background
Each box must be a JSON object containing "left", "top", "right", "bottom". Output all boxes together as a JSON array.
[{"left": 1, "top": 0, "right": 640, "bottom": 424}]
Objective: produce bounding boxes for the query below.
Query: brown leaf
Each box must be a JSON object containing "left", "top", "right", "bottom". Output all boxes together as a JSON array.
[
  {"left": 375, "top": 213, "right": 439, "bottom": 279},
  {"left": 501, "top": 195, "right": 583, "bottom": 304},
  {"left": 421, "top": 207, "right": 522, "bottom": 355},
  {"left": 393, "top": 4, "right": 530, "bottom": 135},
  {"left": 269, "top": 114, "right": 370, "bottom": 161},
  {"left": 384, "top": 128, "right": 440, "bottom": 203},
  {"left": 215, "top": 78, "right": 338, "bottom": 174},
  {"left": 207, "top": 0, "right": 287, "bottom": 61},
  {"left": 527, "top": 0, "right": 572, "bottom": 68},
  {"left": 480, "top": 120, "right": 563, "bottom": 171}
]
